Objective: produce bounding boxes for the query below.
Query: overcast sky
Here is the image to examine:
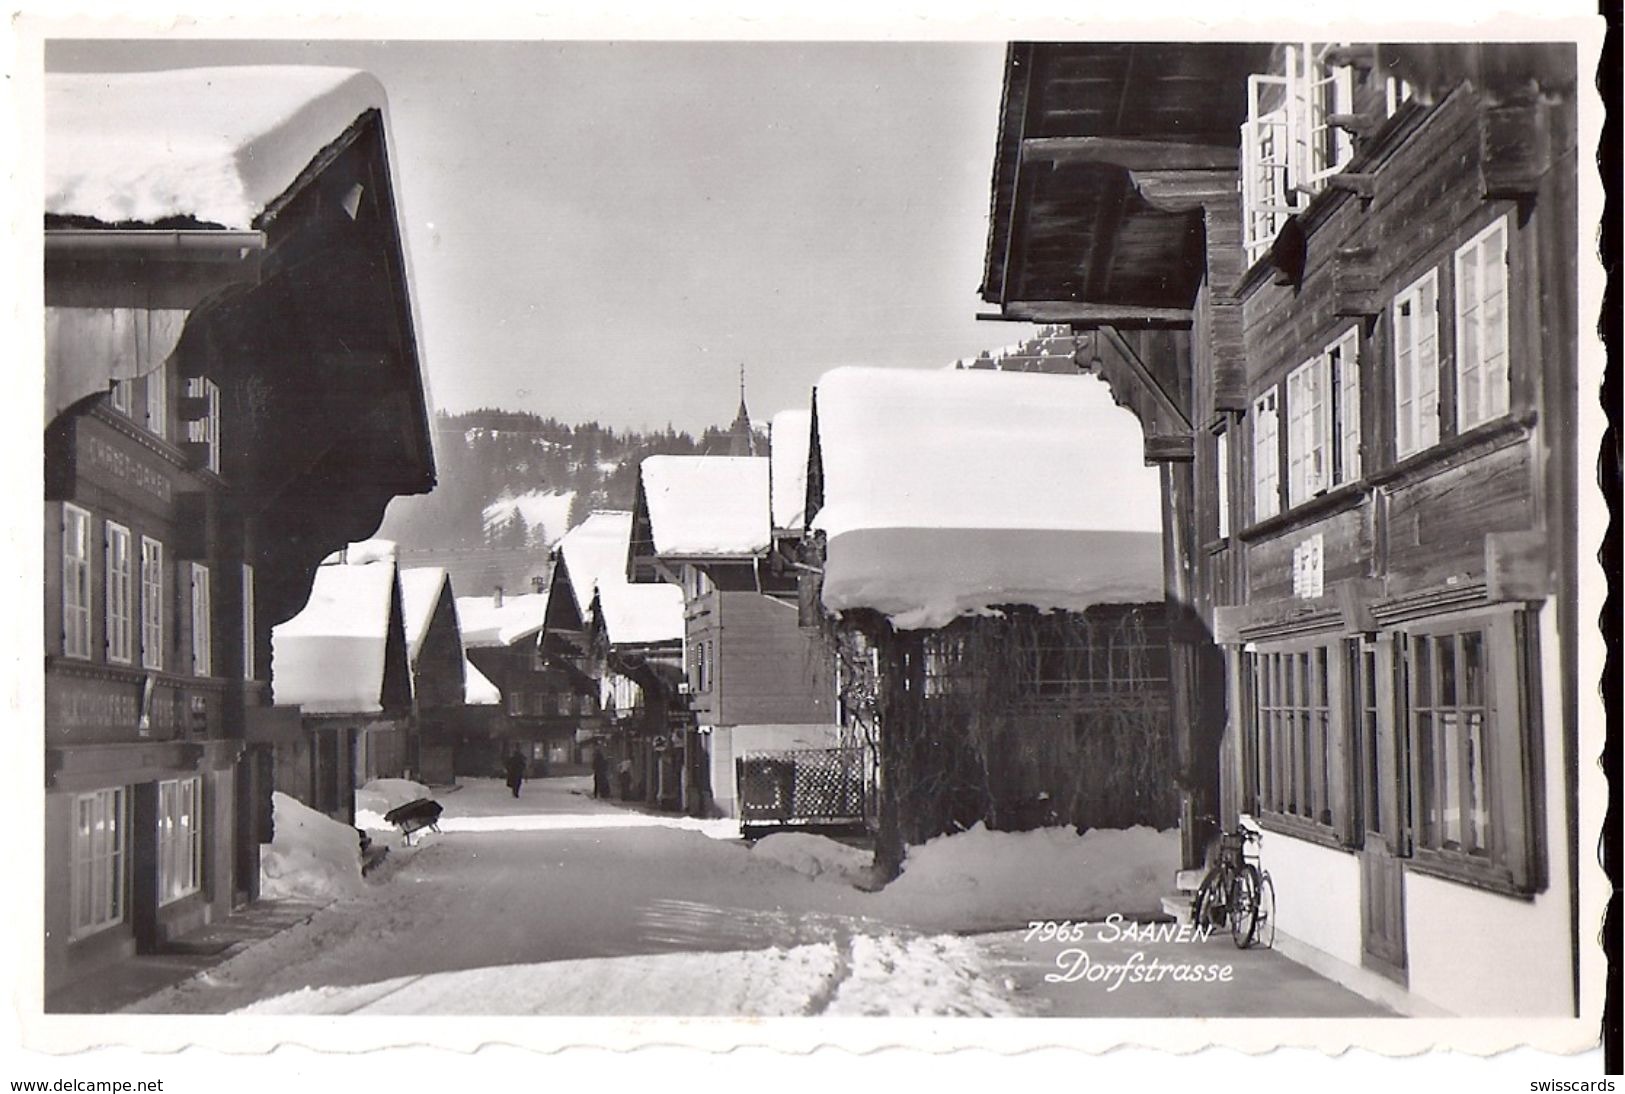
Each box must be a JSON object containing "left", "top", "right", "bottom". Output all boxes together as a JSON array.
[{"left": 47, "top": 39, "right": 1039, "bottom": 433}]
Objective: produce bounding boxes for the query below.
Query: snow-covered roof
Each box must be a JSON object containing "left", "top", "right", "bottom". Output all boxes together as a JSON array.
[
  {"left": 639, "top": 456, "right": 771, "bottom": 559},
  {"left": 455, "top": 592, "right": 550, "bottom": 649},
  {"left": 47, "top": 67, "right": 387, "bottom": 230},
  {"left": 556, "top": 511, "right": 635, "bottom": 622},
  {"left": 398, "top": 567, "right": 449, "bottom": 666},
  {"left": 594, "top": 584, "right": 685, "bottom": 647},
  {"left": 811, "top": 366, "right": 1164, "bottom": 630},
  {"left": 463, "top": 658, "right": 501, "bottom": 706},
  {"left": 769, "top": 409, "right": 812, "bottom": 532},
  {"left": 272, "top": 553, "right": 399, "bottom": 714}
]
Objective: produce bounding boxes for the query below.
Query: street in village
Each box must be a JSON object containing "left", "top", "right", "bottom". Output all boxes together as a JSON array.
[{"left": 119, "top": 776, "right": 1383, "bottom": 1018}]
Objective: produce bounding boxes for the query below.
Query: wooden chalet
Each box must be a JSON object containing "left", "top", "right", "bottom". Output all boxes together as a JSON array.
[
  {"left": 269, "top": 541, "right": 414, "bottom": 822},
  {"left": 398, "top": 566, "right": 471, "bottom": 786},
  {"left": 981, "top": 41, "right": 1582, "bottom": 1016},
  {"left": 43, "top": 67, "right": 434, "bottom": 1001},
  {"left": 802, "top": 366, "right": 1170, "bottom": 871},
  {"left": 628, "top": 454, "right": 839, "bottom": 817}
]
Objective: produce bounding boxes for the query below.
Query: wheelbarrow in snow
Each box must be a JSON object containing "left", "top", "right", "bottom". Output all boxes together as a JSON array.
[{"left": 382, "top": 797, "right": 444, "bottom": 845}]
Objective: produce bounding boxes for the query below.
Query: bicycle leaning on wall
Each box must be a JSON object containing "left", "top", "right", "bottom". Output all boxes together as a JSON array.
[{"left": 1190, "top": 814, "right": 1276, "bottom": 949}]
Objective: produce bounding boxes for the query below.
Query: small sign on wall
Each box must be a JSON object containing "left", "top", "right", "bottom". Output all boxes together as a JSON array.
[{"left": 1292, "top": 534, "right": 1325, "bottom": 600}]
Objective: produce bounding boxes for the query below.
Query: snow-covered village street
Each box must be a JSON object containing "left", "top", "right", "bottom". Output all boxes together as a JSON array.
[{"left": 117, "top": 776, "right": 1382, "bottom": 1018}]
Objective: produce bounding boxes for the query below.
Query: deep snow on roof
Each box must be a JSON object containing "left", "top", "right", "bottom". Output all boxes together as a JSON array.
[
  {"left": 640, "top": 456, "right": 770, "bottom": 558},
  {"left": 811, "top": 367, "right": 1164, "bottom": 629},
  {"left": 398, "top": 567, "right": 449, "bottom": 665},
  {"left": 455, "top": 592, "right": 550, "bottom": 649},
  {"left": 769, "top": 409, "right": 812, "bottom": 532},
  {"left": 47, "top": 67, "right": 386, "bottom": 230},
  {"left": 272, "top": 553, "right": 398, "bottom": 713},
  {"left": 594, "top": 584, "right": 685, "bottom": 647},
  {"left": 464, "top": 658, "right": 501, "bottom": 706},
  {"left": 556, "top": 511, "right": 635, "bottom": 620}
]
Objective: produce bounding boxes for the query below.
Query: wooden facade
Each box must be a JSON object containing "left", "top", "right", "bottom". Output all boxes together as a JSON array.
[
  {"left": 982, "top": 41, "right": 1581, "bottom": 1016},
  {"left": 43, "top": 79, "right": 434, "bottom": 1002}
]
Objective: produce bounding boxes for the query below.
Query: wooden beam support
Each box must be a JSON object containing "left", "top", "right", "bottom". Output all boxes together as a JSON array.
[
  {"left": 1324, "top": 172, "right": 1378, "bottom": 199},
  {"left": 1022, "top": 136, "right": 1238, "bottom": 172},
  {"left": 1144, "top": 432, "right": 1195, "bottom": 463},
  {"left": 981, "top": 301, "right": 1194, "bottom": 326},
  {"left": 1098, "top": 325, "right": 1193, "bottom": 432}
]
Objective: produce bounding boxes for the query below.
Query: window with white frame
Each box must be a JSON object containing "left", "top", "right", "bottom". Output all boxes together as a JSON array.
[
  {"left": 1454, "top": 216, "right": 1511, "bottom": 432},
  {"left": 141, "top": 537, "right": 164, "bottom": 671},
  {"left": 190, "top": 563, "right": 211, "bottom": 677},
  {"left": 1240, "top": 43, "right": 1357, "bottom": 263},
  {"left": 1393, "top": 268, "right": 1441, "bottom": 459},
  {"left": 157, "top": 776, "right": 203, "bottom": 904},
  {"left": 1252, "top": 389, "right": 1281, "bottom": 521},
  {"left": 186, "top": 377, "right": 222, "bottom": 474},
  {"left": 242, "top": 563, "right": 255, "bottom": 680},
  {"left": 62, "top": 504, "right": 92, "bottom": 659},
  {"left": 104, "top": 521, "right": 133, "bottom": 665},
  {"left": 109, "top": 378, "right": 134, "bottom": 417},
  {"left": 71, "top": 787, "right": 126, "bottom": 938},
  {"left": 145, "top": 362, "right": 168, "bottom": 440},
  {"left": 1284, "top": 327, "right": 1362, "bottom": 506},
  {"left": 1215, "top": 427, "right": 1231, "bottom": 540}
]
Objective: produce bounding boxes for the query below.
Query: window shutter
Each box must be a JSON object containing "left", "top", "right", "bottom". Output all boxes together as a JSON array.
[
  {"left": 1488, "top": 609, "right": 1538, "bottom": 891},
  {"left": 1326, "top": 639, "right": 1354, "bottom": 843},
  {"left": 1309, "top": 354, "right": 1331, "bottom": 495},
  {"left": 1374, "top": 632, "right": 1411, "bottom": 857},
  {"left": 1253, "top": 390, "right": 1280, "bottom": 520},
  {"left": 1417, "top": 275, "right": 1441, "bottom": 448},
  {"left": 1483, "top": 222, "right": 1509, "bottom": 417},
  {"left": 1337, "top": 332, "right": 1362, "bottom": 481}
]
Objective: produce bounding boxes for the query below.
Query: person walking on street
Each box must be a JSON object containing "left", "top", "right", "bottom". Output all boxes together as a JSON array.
[
  {"left": 591, "top": 745, "right": 610, "bottom": 800},
  {"left": 504, "top": 748, "right": 528, "bottom": 798}
]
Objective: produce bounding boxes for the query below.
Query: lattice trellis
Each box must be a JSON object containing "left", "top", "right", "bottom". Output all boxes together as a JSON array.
[{"left": 737, "top": 748, "right": 867, "bottom": 826}]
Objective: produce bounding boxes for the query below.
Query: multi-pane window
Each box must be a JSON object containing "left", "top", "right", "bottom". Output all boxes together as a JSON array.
[
  {"left": 241, "top": 563, "right": 255, "bottom": 681},
  {"left": 141, "top": 537, "right": 164, "bottom": 671},
  {"left": 1393, "top": 268, "right": 1441, "bottom": 459},
  {"left": 104, "top": 522, "right": 133, "bottom": 665},
  {"left": 145, "top": 362, "right": 168, "bottom": 440},
  {"left": 1285, "top": 328, "right": 1362, "bottom": 506},
  {"left": 1454, "top": 216, "right": 1511, "bottom": 432},
  {"left": 1252, "top": 643, "right": 1343, "bottom": 834},
  {"left": 1252, "top": 389, "right": 1281, "bottom": 521},
  {"left": 190, "top": 563, "right": 211, "bottom": 677},
  {"left": 71, "top": 787, "right": 125, "bottom": 938},
  {"left": 186, "top": 377, "right": 222, "bottom": 474},
  {"left": 157, "top": 776, "right": 203, "bottom": 904},
  {"left": 62, "top": 504, "right": 92, "bottom": 659},
  {"left": 1410, "top": 629, "right": 1492, "bottom": 859},
  {"left": 109, "top": 378, "right": 134, "bottom": 417}
]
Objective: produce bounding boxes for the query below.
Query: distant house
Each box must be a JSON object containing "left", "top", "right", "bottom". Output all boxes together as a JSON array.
[
  {"left": 43, "top": 66, "right": 434, "bottom": 998},
  {"left": 456, "top": 589, "right": 586, "bottom": 775},
  {"left": 628, "top": 454, "right": 839, "bottom": 817},
  {"left": 398, "top": 567, "right": 472, "bottom": 786},
  {"left": 541, "top": 511, "right": 684, "bottom": 800},
  {"left": 803, "top": 366, "right": 1169, "bottom": 873},
  {"left": 270, "top": 541, "right": 413, "bottom": 822}
]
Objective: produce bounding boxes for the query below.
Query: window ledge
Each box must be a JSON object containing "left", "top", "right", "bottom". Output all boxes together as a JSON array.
[
  {"left": 1203, "top": 536, "right": 1232, "bottom": 556},
  {"left": 1369, "top": 412, "right": 1535, "bottom": 491},
  {"left": 1407, "top": 849, "right": 1535, "bottom": 901},
  {"left": 1256, "top": 811, "right": 1355, "bottom": 853},
  {"left": 1237, "top": 481, "right": 1367, "bottom": 544}
]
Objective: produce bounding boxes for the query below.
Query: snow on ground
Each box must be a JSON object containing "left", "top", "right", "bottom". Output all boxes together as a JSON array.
[
  {"left": 259, "top": 792, "right": 367, "bottom": 901},
  {"left": 826, "top": 933, "right": 1018, "bottom": 1017},
  {"left": 354, "top": 778, "right": 435, "bottom": 830},
  {"left": 871, "top": 823, "right": 1179, "bottom": 931},
  {"left": 751, "top": 831, "right": 873, "bottom": 882}
]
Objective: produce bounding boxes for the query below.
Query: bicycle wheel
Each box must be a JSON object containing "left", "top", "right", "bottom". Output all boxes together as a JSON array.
[
  {"left": 1229, "top": 864, "right": 1262, "bottom": 948},
  {"left": 1191, "top": 867, "right": 1228, "bottom": 932},
  {"left": 1253, "top": 871, "right": 1277, "bottom": 950}
]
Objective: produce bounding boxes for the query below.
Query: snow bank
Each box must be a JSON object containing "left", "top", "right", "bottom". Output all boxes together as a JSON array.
[
  {"left": 354, "top": 779, "right": 435, "bottom": 830},
  {"left": 826, "top": 933, "right": 1019, "bottom": 1017},
  {"left": 750, "top": 831, "right": 872, "bottom": 883},
  {"left": 259, "top": 792, "right": 367, "bottom": 901},
  {"left": 638, "top": 456, "right": 770, "bottom": 557},
  {"left": 47, "top": 67, "right": 386, "bottom": 229},
  {"left": 769, "top": 408, "right": 812, "bottom": 531},
  {"left": 875, "top": 823, "right": 1179, "bottom": 930}
]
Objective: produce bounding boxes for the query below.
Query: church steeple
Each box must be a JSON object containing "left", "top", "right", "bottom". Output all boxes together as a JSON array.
[{"left": 728, "top": 365, "right": 755, "bottom": 457}]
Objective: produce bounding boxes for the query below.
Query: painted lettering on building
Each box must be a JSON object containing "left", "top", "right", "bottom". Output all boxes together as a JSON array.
[{"left": 82, "top": 433, "right": 174, "bottom": 503}]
